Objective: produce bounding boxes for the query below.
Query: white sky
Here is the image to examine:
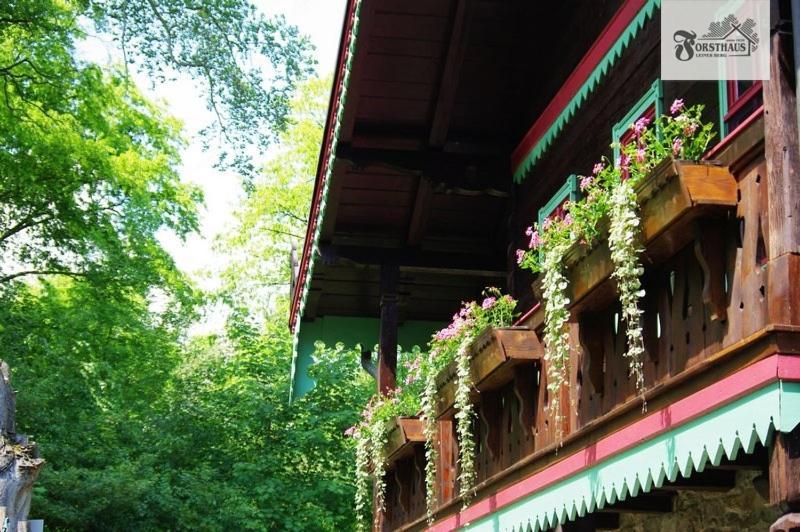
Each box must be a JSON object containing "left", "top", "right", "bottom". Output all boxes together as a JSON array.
[
  {"left": 76, "top": 1, "right": 346, "bottom": 332},
  {"left": 160, "top": 0, "right": 347, "bottom": 287}
]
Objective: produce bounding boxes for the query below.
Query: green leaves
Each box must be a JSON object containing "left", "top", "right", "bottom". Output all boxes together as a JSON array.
[{"left": 89, "top": 0, "right": 315, "bottom": 178}]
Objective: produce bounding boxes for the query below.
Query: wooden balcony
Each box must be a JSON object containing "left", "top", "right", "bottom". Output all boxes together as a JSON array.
[{"left": 378, "top": 112, "right": 800, "bottom": 531}]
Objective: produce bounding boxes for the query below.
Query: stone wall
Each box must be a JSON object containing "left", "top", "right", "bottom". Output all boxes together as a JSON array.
[{"left": 618, "top": 471, "right": 779, "bottom": 531}]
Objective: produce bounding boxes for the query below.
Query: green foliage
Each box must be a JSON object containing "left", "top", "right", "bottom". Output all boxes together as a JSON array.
[
  {"left": 0, "top": 1, "right": 200, "bottom": 300},
  {"left": 354, "top": 288, "right": 517, "bottom": 527},
  {"left": 219, "top": 76, "right": 331, "bottom": 314},
  {"left": 0, "top": 1, "right": 360, "bottom": 524}
]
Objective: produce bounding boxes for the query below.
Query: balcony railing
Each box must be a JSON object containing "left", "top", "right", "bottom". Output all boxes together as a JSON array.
[{"left": 379, "top": 105, "right": 800, "bottom": 532}]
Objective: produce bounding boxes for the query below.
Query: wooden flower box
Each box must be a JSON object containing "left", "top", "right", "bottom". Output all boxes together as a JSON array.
[
  {"left": 533, "top": 158, "right": 737, "bottom": 318},
  {"left": 434, "top": 327, "right": 543, "bottom": 418},
  {"left": 384, "top": 416, "right": 426, "bottom": 465}
]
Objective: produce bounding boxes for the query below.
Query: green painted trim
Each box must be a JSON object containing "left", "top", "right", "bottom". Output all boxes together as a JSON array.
[
  {"left": 291, "top": 316, "right": 443, "bottom": 399},
  {"left": 538, "top": 175, "right": 580, "bottom": 228},
  {"left": 513, "top": 0, "right": 661, "bottom": 183},
  {"left": 464, "top": 381, "right": 800, "bottom": 532},
  {"left": 612, "top": 78, "right": 663, "bottom": 161},
  {"left": 290, "top": 0, "right": 364, "bottom": 400},
  {"left": 718, "top": 79, "right": 729, "bottom": 137}
]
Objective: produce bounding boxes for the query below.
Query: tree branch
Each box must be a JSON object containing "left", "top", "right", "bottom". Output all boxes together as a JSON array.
[{"left": 0, "top": 270, "right": 88, "bottom": 285}]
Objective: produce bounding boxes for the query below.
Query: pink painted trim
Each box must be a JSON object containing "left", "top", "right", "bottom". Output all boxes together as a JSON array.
[
  {"left": 513, "top": 303, "right": 540, "bottom": 327},
  {"left": 510, "top": 0, "right": 647, "bottom": 172},
  {"left": 704, "top": 105, "right": 764, "bottom": 161},
  {"left": 429, "top": 353, "right": 800, "bottom": 531}
]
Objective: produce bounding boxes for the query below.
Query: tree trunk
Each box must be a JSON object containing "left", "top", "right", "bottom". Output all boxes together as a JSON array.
[{"left": 0, "top": 362, "right": 44, "bottom": 532}]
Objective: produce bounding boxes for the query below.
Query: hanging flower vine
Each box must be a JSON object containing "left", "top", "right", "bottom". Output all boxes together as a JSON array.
[
  {"left": 608, "top": 179, "right": 646, "bottom": 402},
  {"left": 351, "top": 288, "right": 516, "bottom": 526},
  {"left": 454, "top": 331, "right": 477, "bottom": 502},
  {"left": 517, "top": 100, "right": 716, "bottom": 431}
]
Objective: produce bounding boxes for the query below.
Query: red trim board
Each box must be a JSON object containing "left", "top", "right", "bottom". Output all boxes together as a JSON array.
[
  {"left": 429, "top": 353, "right": 800, "bottom": 531},
  {"left": 510, "top": 0, "right": 647, "bottom": 173},
  {"left": 290, "top": 0, "right": 359, "bottom": 332}
]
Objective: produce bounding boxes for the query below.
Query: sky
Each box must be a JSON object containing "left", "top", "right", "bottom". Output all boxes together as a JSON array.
[
  {"left": 77, "top": 1, "right": 346, "bottom": 332},
  {"left": 158, "top": 0, "right": 347, "bottom": 288}
]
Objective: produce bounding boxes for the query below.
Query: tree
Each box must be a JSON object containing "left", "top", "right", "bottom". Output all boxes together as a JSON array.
[
  {"left": 218, "top": 75, "right": 330, "bottom": 314},
  {"left": 2, "top": 0, "right": 314, "bottom": 178},
  {"left": 0, "top": 6, "right": 200, "bottom": 301}
]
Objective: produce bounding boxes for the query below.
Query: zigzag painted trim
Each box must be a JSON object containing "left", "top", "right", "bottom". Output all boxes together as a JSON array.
[
  {"left": 290, "top": 0, "right": 363, "bottom": 395},
  {"left": 462, "top": 381, "right": 800, "bottom": 532},
  {"left": 513, "top": 0, "right": 660, "bottom": 183}
]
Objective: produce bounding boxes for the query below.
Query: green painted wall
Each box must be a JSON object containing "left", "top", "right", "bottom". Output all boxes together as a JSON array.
[{"left": 290, "top": 316, "right": 443, "bottom": 399}]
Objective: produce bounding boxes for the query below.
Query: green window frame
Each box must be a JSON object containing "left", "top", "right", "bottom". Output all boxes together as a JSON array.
[
  {"left": 612, "top": 79, "right": 663, "bottom": 162},
  {"left": 538, "top": 174, "right": 580, "bottom": 228}
]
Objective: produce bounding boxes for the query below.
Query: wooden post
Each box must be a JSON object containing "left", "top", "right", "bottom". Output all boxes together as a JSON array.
[
  {"left": 764, "top": 29, "right": 800, "bottom": 259},
  {"left": 377, "top": 263, "right": 399, "bottom": 395},
  {"left": 770, "top": 425, "right": 800, "bottom": 530}
]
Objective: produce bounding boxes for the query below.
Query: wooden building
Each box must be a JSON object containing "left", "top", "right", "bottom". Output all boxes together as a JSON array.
[{"left": 290, "top": 0, "right": 800, "bottom": 530}]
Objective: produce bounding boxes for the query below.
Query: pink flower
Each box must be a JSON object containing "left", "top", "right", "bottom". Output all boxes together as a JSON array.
[
  {"left": 633, "top": 116, "right": 650, "bottom": 136},
  {"left": 525, "top": 226, "right": 534, "bottom": 237},
  {"left": 404, "top": 357, "right": 421, "bottom": 385},
  {"left": 344, "top": 426, "right": 356, "bottom": 437},
  {"left": 592, "top": 162, "right": 605, "bottom": 175},
  {"left": 635, "top": 147, "right": 646, "bottom": 163},
  {"left": 672, "top": 137, "right": 683, "bottom": 156},
  {"left": 563, "top": 213, "right": 573, "bottom": 227},
  {"left": 619, "top": 154, "right": 631, "bottom": 181},
  {"left": 580, "top": 175, "right": 593, "bottom": 191},
  {"left": 529, "top": 230, "right": 541, "bottom": 249},
  {"left": 434, "top": 327, "right": 456, "bottom": 341},
  {"left": 516, "top": 249, "right": 526, "bottom": 265},
  {"left": 542, "top": 217, "right": 553, "bottom": 230},
  {"left": 670, "top": 98, "right": 685, "bottom": 115},
  {"left": 684, "top": 122, "right": 698, "bottom": 136},
  {"left": 481, "top": 296, "right": 497, "bottom": 309}
]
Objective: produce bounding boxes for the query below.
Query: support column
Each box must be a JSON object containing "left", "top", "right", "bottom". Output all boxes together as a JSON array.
[
  {"left": 770, "top": 425, "right": 800, "bottom": 530},
  {"left": 764, "top": 19, "right": 800, "bottom": 259},
  {"left": 377, "top": 263, "right": 399, "bottom": 395}
]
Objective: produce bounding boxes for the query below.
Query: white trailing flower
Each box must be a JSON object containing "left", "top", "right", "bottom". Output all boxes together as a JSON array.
[
  {"left": 421, "top": 357, "right": 439, "bottom": 523},
  {"left": 541, "top": 242, "right": 572, "bottom": 441},
  {"left": 354, "top": 428, "right": 371, "bottom": 531},
  {"left": 455, "top": 332, "right": 477, "bottom": 504},
  {"left": 608, "top": 180, "right": 646, "bottom": 405},
  {"left": 369, "top": 416, "right": 389, "bottom": 527}
]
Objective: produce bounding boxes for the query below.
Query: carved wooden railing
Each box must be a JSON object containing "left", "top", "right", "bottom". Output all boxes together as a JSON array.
[
  {"left": 383, "top": 137, "right": 800, "bottom": 530},
  {"left": 383, "top": 417, "right": 426, "bottom": 529}
]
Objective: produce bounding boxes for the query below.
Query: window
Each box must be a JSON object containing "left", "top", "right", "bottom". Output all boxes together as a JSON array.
[
  {"left": 538, "top": 174, "right": 580, "bottom": 227},
  {"left": 612, "top": 79, "right": 663, "bottom": 162},
  {"left": 718, "top": 79, "right": 763, "bottom": 136}
]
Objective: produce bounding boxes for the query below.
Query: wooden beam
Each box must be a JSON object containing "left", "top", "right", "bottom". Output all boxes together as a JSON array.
[
  {"left": 407, "top": 177, "right": 433, "bottom": 246},
  {"left": 339, "top": 3, "right": 374, "bottom": 143},
  {"left": 716, "top": 444, "right": 768, "bottom": 470},
  {"left": 377, "top": 263, "right": 399, "bottom": 395},
  {"left": 660, "top": 469, "right": 737, "bottom": 492},
  {"left": 605, "top": 490, "right": 675, "bottom": 513},
  {"left": 560, "top": 512, "right": 620, "bottom": 531},
  {"left": 320, "top": 160, "right": 349, "bottom": 241},
  {"left": 764, "top": 29, "right": 800, "bottom": 258},
  {"left": 317, "top": 243, "right": 506, "bottom": 274},
  {"left": 429, "top": 0, "right": 474, "bottom": 147},
  {"left": 770, "top": 424, "right": 800, "bottom": 510},
  {"left": 335, "top": 143, "right": 507, "bottom": 192}
]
